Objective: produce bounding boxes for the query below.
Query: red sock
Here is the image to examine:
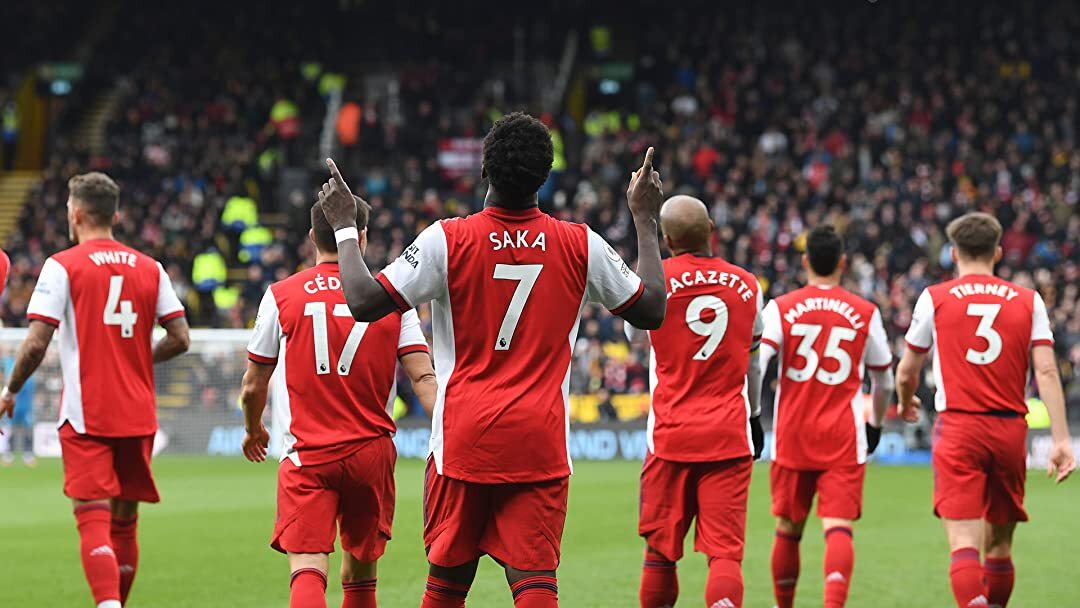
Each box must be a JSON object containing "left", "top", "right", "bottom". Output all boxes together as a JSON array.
[
  {"left": 111, "top": 515, "right": 139, "bottom": 604},
  {"left": 342, "top": 579, "right": 377, "bottom": 608},
  {"left": 984, "top": 557, "right": 1015, "bottom": 607},
  {"left": 949, "top": 548, "right": 986, "bottom": 608},
  {"left": 290, "top": 568, "right": 328, "bottom": 608},
  {"left": 74, "top": 503, "right": 121, "bottom": 605},
  {"left": 510, "top": 575, "right": 558, "bottom": 607},
  {"left": 823, "top": 527, "right": 854, "bottom": 608},
  {"left": 771, "top": 531, "right": 801, "bottom": 608},
  {"left": 640, "top": 548, "right": 678, "bottom": 608},
  {"left": 706, "top": 557, "right": 743, "bottom": 608},
  {"left": 420, "top": 576, "right": 469, "bottom": 608}
]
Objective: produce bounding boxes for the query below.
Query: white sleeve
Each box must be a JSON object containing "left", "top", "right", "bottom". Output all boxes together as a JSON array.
[
  {"left": 759, "top": 299, "right": 782, "bottom": 352},
  {"left": 864, "top": 307, "right": 893, "bottom": 369},
  {"left": 397, "top": 309, "right": 430, "bottom": 356},
  {"left": 155, "top": 262, "right": 185, "bottom": 323},
  {"left": 1031, "top": 292, "right": 1054, "bottom": 346},
  {"left": 904, "top": 289, "right": 935, "bottom": 353},
  {"left": 247, "top": 287, "right": 282, "bottom": 364},
  {"left": 26, "top": 257, "right": 69, "bottom": 327},
  {"left": 751, "top": 287, "right": 764, "bottom": 352},
  {"left": 376, "top": 222, "right": 448, "bottom": 310},
  {"left": 585, "top": 228, "right": 644, "bottom": 313}
]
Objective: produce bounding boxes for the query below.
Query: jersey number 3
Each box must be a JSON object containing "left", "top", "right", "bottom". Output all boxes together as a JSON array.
[
  {"left": 304, "top": 302, "right": 368, "bottom": 375},
  {"left": 104, "top": 275, "right": 138, "bottom": 338},
  {"left": 786, "top": 323, "right": 857, "bottom": 385},
  {"left": 965, "top": 303, "right": 1002, "bottom": 365}
]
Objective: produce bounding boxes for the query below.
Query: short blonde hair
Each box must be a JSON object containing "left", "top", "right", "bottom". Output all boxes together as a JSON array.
[{"left": 946, "top": 212, "right": 1002, "bottom": 260}]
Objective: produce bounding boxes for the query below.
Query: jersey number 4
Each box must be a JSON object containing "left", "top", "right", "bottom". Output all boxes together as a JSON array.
[
  {"left": 786, "top": 323, "right": 857, "bottom": 385},
  {"left": 492, "top": 264, "right": 543, "bottom": 351},
  {"left": 304, "top": 302, "right": 368, "bottom": 375},
  {"left": 104, "top": 275, "right": 138, "bottom": 338}
]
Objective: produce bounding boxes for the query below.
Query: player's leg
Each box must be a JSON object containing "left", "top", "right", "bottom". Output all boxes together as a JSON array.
[
  {"left": 289, "top": 552, "right": 331, "bottom": 608},
  {"left": 981, "top": 418, "right": 1028, "bottom": 608},
  {"left": 815, "top": 465, "right": 864, "bottom": 608},
  {"left": 337, "top": 436, "right": 396, "bottom": 608},
  {"left": 638, "top": 454, "right": 693, "bottom": 608},
  {"left": 421, "top": 458, "right": 486, "bottom": 608},
  {"left": 983, "top": 522, "right": 1016, "bottom": 608},
  {"left": 943, "top": 519, "right": 985, "bottom": 608},
  {"left": 110, "top": 499, "right": 140, "bottom": 605},
  {"left": 770, "top": 464, "right": 814, "bottom": 608},
  {"left": 695, "top": 457, "right": 752, "bottom": 608},
  {"left": 485, "top": 478, "right": 569, "bottom": 607},
  {"left": 340, "top": 555, "right": 377, "bottom": 607},
  {"left": 111, "top": 432, "right": 161, "bottom": 605},
  {"left": 61, "top": 424, "right": 123, "bottom": 608}
]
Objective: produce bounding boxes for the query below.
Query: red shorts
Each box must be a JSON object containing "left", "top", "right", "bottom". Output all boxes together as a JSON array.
[
  {"left": 638, "top": 454, "right": 752, "bottom": 562},
  {"left": 423, "top": 458, "right": 569, "bottom": 571},
  {"left": 770, "top": 462, "right": 865, "bottom": 522},
  {"left": 59, "top": 422, "right": 159, "bottom": 503},
  {"left": 932, "top": 412, "right": 1028, "bottom": 524},
  {"left": 272, "top": 436, "right": 396, "bottom": 561}
]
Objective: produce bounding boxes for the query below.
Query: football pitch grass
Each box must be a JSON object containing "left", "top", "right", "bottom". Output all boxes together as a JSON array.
[{"left": 3, "top": 457, "right": 1078, "bottom": 606}]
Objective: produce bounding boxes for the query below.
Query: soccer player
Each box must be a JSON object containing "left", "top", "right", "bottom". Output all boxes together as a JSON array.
[
  {"left": 630, "top": 195, "right": 765, "bottom": 608},
  {"left": 240, "top": 198, "right": 437, "bottom": 608},
  {"left": 0, "top": 172, "right": 190, "bottom": 608},
  {"left": 317, "top": 112, "right": 667, "bottom": 608},
  {"left": 757, "top": 225, "right": 894, "bottom": 608},
  {"left": 895, "top": 212, "right": 1075, "bottom": 608}
]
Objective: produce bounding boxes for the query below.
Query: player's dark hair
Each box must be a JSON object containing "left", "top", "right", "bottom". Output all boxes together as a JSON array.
[
  {"left": 482, "top": 111, "right": 554, "bottom": 207},
  {"left": 68, "top": 172, "right": 120, "bottom": 226},
  {"left": 947, "top": 212, "right": 1002, "bottom": 260},
  {"left": 805, "top": 224, "right": 844, "bottom": 276},
  {"left": 311, "top": 196, "right": 370, "bottom": 253}
]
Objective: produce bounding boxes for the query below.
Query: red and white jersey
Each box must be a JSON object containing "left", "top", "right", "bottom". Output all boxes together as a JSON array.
[
  {"left": 26, "top": 239, "right": 185, "bottom": 437},
  {"left": 761, "top": 285, "right": 892, "bottom": 469},
  {"left": 644, "top": 254, "right": 762, "bottom": 462},
  {"left": 904, "top": 275, "right": 1052, "bottom": 416},
  {"left": 376, "top": 206, "right": 643, "bottom": 483},
  {"left": 247, "top": 262, "right": 428, "bottom": 467}
]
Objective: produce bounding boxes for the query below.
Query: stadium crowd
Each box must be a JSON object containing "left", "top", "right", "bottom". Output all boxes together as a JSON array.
[{"left": 4, "top": 1, "right": 1080, "bottom": 412}]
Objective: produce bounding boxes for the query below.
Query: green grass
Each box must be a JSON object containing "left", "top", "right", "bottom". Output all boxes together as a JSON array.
[{"left": 2, "top": 458, "right": 1078, "bottom": 606}]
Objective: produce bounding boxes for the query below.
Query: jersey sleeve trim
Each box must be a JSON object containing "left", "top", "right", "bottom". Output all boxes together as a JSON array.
[
  {"left": 375, "top": 272, "right": 412, "bottom": 313},
  {"left": 1031, "top": 338, "right": 1054, "bottom": 347},
  {"left": 760, "top": 336, "right": 780, "bottom": 350},
  {"left": 609, "top": 281, "right": 645, "bottom": 315},
  {"left": 247, "top": 352, "right": 278, "bottom": 365},
  {"left": 158, "top": 310, "right": 186, "bottom": 324},
  {"left": 397, "top": 344, "right": 430, "bottom": 357},
  {"left": 904, "top": 340, "right": 929, "bottom": 354},
  {"left": 27, "top": 313, "right": 60, "bottom": 327},
  {"left": 866, "top": 361, "right": 893, "bottom": 371}
]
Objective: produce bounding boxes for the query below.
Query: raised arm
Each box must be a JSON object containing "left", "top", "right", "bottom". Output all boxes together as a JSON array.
[
  {"left": 318, "top": 158, "right": 398, "bottom": 322},
  {"left": 619, "top": 147, "right": 666, "bottom": 330},
  {"left": 0, "top": 321, "right": 55, "bottom": 417}
]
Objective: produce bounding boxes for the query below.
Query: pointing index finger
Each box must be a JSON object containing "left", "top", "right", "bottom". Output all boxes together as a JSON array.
[
  {"left": 326, "top": 158, "right": 348, "bottom": 190},
  {"left": 642, "top": 147, "right": 655, "bottom": 171}
]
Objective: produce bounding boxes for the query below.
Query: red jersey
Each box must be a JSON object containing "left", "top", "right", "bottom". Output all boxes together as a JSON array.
[
  {"left": 642, "top": 254, "right": 762, "bottom": 462},
  {"left": 760, "top": 285, "right": 892, "bottom": 469},
  {"left": 904, "top": 275, "right": 1053, "bottom": 415},
  {"left": 247, "top": 262, "right": 428, "bottom": 466},
  {"left": 0, "top": 248, "right": 10, "bottom": 299},
  {"left": 26, "top": 239, "right": 185, "bottom": 437},
  {"left": 376, "top": 206, "right": 644, "bottom": 483}
]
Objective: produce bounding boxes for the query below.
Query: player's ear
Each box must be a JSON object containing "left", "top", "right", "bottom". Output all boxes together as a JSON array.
[
  {"left": 480, "top": 165, "right": 487, "bottom": 180},
  {"left": 662, "top": 233, "right": 674, "bottom": 253},
  {"left": 308, "top": 229, "right": 316, "bottom": 248},
  {"left": 838, "top": 253, "right": 848, "bottom": 274},
  {"left": 359, "top": 228, "right": 368, "bottom": 255},
  {"left": 992, "top": 246, "right": 1003, "bottom": 265},
  {"left": 111, "top": 211, "right": 120, "bottom": 226},
  {"left": 801, "top": 254, "right": 809, "bottom": 271},
  {"left": 950, "top": 246, "right": 958, "bottom": 267}
]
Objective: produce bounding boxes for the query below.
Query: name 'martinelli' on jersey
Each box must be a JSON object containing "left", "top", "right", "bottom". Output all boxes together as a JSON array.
[
  {"left": 947, "top": 282, "right": 1019, "bottom": 301},
  {"left": 667, "top": 269, "right": 754, "bottom": 301},
  {"left": 489, "top": 229, "right": 547, "bottom": 251},
  {"left": 88, "top": 250, "right": 139, "bottom": 268},
  {"left": 783, "top": 296, "right": 865, "bottom": 329}
]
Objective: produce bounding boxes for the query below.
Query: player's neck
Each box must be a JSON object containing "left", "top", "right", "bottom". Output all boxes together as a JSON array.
[
  {"left": 75, "top": 228, "right": 114, "bottom": 244},
  {"left": 671, "top": 246, "right": 712, "bottom": 258},
  {"left": 955, "top": 260, "right": 996, "bottom": 278},
  {"left": 484, "top": 187, "right": 538, "bottom": 210},
  {"left": 314, "top": 251, "right": 338, "bottom": 265},
  {"left": 806, "top": 274, "right": 841, "bottom": 288}
]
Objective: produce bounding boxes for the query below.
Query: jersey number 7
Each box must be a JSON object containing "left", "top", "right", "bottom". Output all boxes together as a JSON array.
[
  {"left": 492, "top": 264, "right": 543, "bottom": 351},
  {"left": 304, "top": 302, "right": 368, "bottom": 375}
]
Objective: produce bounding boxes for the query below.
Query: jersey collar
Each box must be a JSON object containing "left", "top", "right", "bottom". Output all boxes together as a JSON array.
[{"left": 482, "top": 206, "right": 543, "bottom": 221}]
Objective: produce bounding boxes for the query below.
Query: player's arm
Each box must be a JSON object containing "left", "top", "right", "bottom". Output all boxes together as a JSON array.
[
  {"left": 0, "top": 321, "right": 54, "bottom": 417},
  {"left": 896, "top": 289, "right": 934, "bottom": 422},
  {"left": 318, "top": 158, "right": 398, "bottom": 322},
  {"left": 619, "top": 147, "right": 666, "bottom": 330},
  {"left": 401, "top": 353, "right": 437, "bottom": 417},
  {"left": 239, "top": 360, "right": 274, "bottom": 462},
  {"left": 152, "top": 316, "right": 190, "bottom": 363},
  {"left": 1032, "top": 346, "right": 1075, "bottom": 483}
]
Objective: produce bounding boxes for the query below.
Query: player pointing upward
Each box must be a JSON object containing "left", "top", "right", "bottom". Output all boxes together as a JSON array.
[
  {"left": 757, "top": 225, "right": 894, "bottom": 608},
  {"left": 896, "top": 212, "right": 1075, "bottom": 608},
  {"left": 318, "top": 112, "right": 667, "bottom": 608},
  {"left": 632, "top": 195, "right": 765, "bottom": 608},
  {"left": 0, "top": 173, "right": 190, "bottom": 608}
]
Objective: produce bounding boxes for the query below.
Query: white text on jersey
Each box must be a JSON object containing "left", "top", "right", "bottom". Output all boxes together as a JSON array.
[
  {"left": 489, "top": 230, "right": 547, "bottom": 252},
  {"left": 88, "top": 250, "right": 138, "bottom": 268},
  {"left": 948, "top": 282, "right": 1018, "bottom": 301},
  {"left": 304, "top": 273, "right": 342, "bottom": 294},
  {"left": 783, "top": 297, "right": 865, "bottom": 330},
  {"left": 667, "top": 270, "right": 753, "bottom": 301}
]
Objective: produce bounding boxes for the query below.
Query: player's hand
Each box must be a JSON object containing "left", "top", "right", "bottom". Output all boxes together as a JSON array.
[
  {"left": 897, "top": 395, "right": 921, "bottom": 423},
  {"left": 865, "top": 423, "right": 882, "bottom": 455},
  {"left": 626, "top": 147, "right": 663, "bottom": 221},
  {"left": 318, "top": 158, "right": 359, "bottom": 231},
  {"left": 0, "top": 392, "right": 14, "bottom": 420},
  {"left": 1047, "top": 439, "right": 1076, "bottom": 484},
  {"left": 749, "top": 415, "right": 765, "bottom": 460},
  {"left": 242, "top": 425, "right": 271, "bottom": 463}
]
